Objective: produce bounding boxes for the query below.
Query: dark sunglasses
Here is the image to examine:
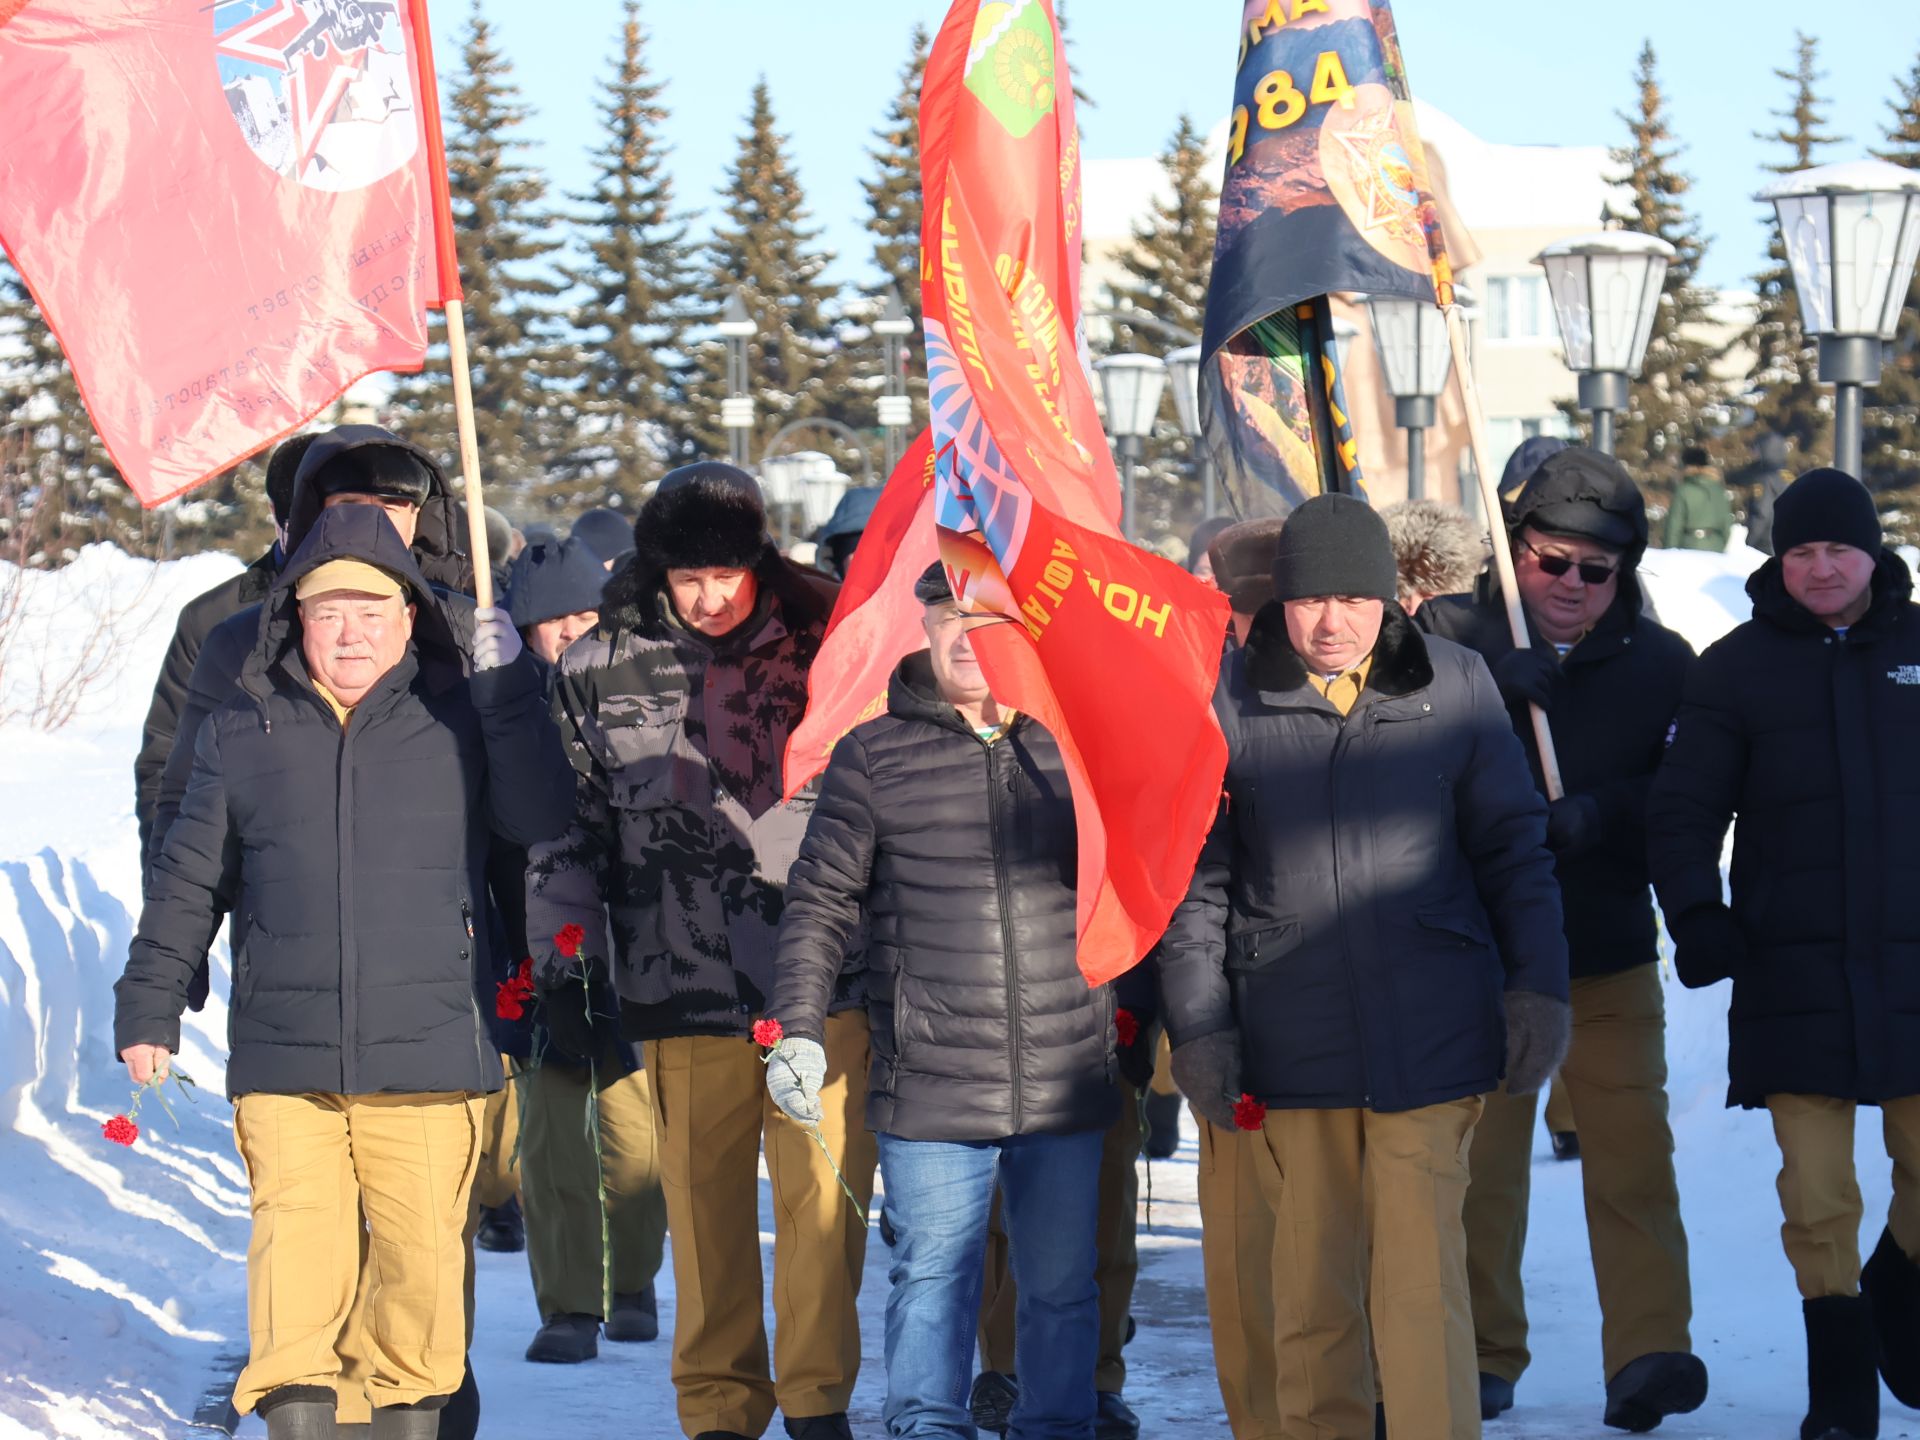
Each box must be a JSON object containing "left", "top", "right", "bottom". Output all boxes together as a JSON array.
[{"left": 1522, "top": 540, "right": 1618, "bottom": 585}]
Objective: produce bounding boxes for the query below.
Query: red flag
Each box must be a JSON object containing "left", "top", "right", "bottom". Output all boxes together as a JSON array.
[
  {"left": 0, "top": 0, "right": 454, "bottom": 506},
  {"left": 917, "top": 0, "right": 1231, "bottom": 986},
  {"left": 785, "top": 431, "right": 939, "bottom": 787}
]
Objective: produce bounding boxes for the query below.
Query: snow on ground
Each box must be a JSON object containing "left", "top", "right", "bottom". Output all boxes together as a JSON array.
[{"left": 4, "top": 541, "right": 1919, "bottom": 1438}]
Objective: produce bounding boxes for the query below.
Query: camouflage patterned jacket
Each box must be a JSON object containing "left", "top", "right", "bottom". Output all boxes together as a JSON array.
[{"left": 526, "top": 557, "right": 859, "bottom": 1040}]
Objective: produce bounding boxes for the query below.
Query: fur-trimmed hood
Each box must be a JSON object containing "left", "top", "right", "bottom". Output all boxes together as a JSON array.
[{"left": 1241, "top": 599, "right": 1435, "bottom": 700}]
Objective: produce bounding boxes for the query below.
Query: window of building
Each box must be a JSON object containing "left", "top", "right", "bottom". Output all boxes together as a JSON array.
[{"left": 1485, "top": 275, "right": 1551, "bottom": 342}]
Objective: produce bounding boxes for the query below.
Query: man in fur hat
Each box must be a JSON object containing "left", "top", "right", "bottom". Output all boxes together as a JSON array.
[
  {"left": 1420, "top": 448, "right": 1705, "bottom": 1432},
  {"left": 524, "top": 463, "right": 873, "bottom": 1440}
]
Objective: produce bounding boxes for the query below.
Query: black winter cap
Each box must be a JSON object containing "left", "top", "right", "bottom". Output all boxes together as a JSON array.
[
  {"left": 1513, "top": 447, "right": 1640, "bottom": 550},
  {"left": 1270, "top": 494, "right": 1398, "bottom": 603},
  {"left": 303, "top": 437, "right": 436, "bottom": 506},
  {"left": 1772, "top": 467, "right": 1882, "bottom": 557},
  {"left": 506, "top": 537, "right": 609, "bottom": 630},
  {"left": 914, "top": 560, "right": 954, "bottom": 605},
  {"left": 634, "top": 462, "right": 768, "bottom": 573},
  {"left": 571, "top": 506, "right": 634, "bottom": 564}
]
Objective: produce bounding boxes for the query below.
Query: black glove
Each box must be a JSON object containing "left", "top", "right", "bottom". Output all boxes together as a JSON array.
[
  {"left": 1503, "top": 990, "right": 1571, "bottom": 1094},
  {"left": 1545, "top": 794, "right": 1601, "bottom": 858},
  {"left": 538, "top": 977, "right": 597, "bottom": 1066},
  {"left": 1668, "top": 904, "right": 1747, "bottom": 989},
  {"left": 1170, "top": 1030, "right": 1243, "bottom": 1130},
  {"left": 1490, "top": 646, "right": 1563, "bottom": 711}
]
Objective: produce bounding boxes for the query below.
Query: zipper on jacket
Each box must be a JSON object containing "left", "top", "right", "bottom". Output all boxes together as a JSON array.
[
  {"left": 1328, "top": 709, "right": 1376, "bottom": 1110},
  {"left": 336, "top": 708, "right": 357, "bottom": 1094},
  {"left": 983, "top": 733, "right": 1023, "bottom": 1132}
]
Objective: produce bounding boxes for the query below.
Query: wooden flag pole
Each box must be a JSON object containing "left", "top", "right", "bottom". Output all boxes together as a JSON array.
[
  {"left": 1444, "top": 302, "right": 1563, "bottom": 800},
  {"left": 443, "top": 298, "right": 493, "bottom": 612}
]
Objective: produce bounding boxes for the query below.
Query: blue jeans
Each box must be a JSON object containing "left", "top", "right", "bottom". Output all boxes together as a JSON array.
[{"left": 877, "top": 1129, "right": 1103, "bottom": 1439}]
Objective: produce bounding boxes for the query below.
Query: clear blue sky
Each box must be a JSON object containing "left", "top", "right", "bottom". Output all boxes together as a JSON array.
[{"left": 427, "top": 2, "right": 1914, "bottom": 296}]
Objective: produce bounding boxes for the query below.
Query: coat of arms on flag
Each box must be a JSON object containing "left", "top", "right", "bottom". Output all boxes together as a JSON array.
[{"left": 214, "top": 0, "right": 419, "bottom": 191}]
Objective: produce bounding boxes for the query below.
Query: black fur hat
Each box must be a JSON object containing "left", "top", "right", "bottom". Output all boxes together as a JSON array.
[{"left": 633, "top": 462, "right": 768, "bottom": 573}]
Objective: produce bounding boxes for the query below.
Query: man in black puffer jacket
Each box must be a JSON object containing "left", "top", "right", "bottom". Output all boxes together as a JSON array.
[
  {"left": 768, "top": 560, "right": 1120, "bottom": 1440},
  {"left": 1421, "top": 447, "right": 1706, "bottom": 1432},
  {"left": 1157, "top": 494, "right": 1569, "bottom": 1440},
  {"left": 1650, "top": 468, "right": 1920, "bottom": 1440},
  {"left": 113, "top": 505, "right": 570, "bottom": 1440}
]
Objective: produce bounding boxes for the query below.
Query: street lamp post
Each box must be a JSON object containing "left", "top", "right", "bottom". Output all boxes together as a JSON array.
[
  {"left": 1759, "top": 159, "right": 1920, "bottom": 479},
  {"left": 1364, "top": 294, "right": 1456, "bottom": 500},
  {"left": 1534, "top": 232, "right": 1675, "bottom": 457},
  {"left": 1164, "top": 344, "right": 1212, "bottom": 518},
  {"left": 1093, "top": 353, "right": 1169, "bottom": 541},
  {"left": 873, "top": 287, "right": 915, "bottom": 478},
  {"left": 717, "top": 288, "right": 756, "bottom": 470}
]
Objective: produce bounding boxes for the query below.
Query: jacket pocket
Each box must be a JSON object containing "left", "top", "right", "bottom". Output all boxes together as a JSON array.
[
  {"left": 1415, "top": 908, "right": 1493, "bottom": 949},
  {"left": 1225, "top": 918, "right": 1304, "bottom": 973}
]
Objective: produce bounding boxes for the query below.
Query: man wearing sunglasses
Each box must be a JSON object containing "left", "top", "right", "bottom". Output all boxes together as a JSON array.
[{"left": 1420, "top": 446, "right": 1706, "bottom": 1432}]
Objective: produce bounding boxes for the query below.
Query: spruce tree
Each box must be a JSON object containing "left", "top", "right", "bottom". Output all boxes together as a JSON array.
[
  {"left": 859, "top": 24, "right": 931, "bottom": 454},
  {"left": 1104, "top": 115, "right": 1216, "bottom": 542},
  {"left": 1865, "top": 49, "right": 1920, "bottom": 515},
  {"left": 688, "top": 80, "right": 849, "bottom": 475},
  {"left": 1601, "top": 42, "right": 1721, "bottom": 481},
  {"left": 1744, "top": 32, "right": 1842, "bottom": 464},
  {"left": 553, "top": 0, "right": 700, "bottom": 502},
  {"left": 389, "top": 1, "right": 565, "bottom": 508}
]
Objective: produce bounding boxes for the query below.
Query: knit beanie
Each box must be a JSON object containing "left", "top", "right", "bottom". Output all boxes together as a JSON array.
[
  {"left": 1772, "top": 468, "right": 1882, "bottom": 557},
  {"left": 1270, "top": 494, "right": 1398, "bottom": 603},
  {"left": 506, "top": 537, "right": 610, "bottom": 630},
  {"left": 571, "top": 506, "right": 635, "bottom": 564}
]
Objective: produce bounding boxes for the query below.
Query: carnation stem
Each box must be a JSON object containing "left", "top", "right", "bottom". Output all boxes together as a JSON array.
[{"left": 765, "top": 1051, "right": 870, "bottom": 1229}]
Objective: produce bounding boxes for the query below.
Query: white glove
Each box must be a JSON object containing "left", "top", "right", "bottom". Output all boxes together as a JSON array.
[
  {"left": 765, "top": 1036, "right": 827, "bottom": 1125},
  {"left": 471, "top": 606, "right": 523, "bottom": 672}
]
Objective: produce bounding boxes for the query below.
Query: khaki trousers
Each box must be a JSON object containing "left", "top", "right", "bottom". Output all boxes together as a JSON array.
[
  {"left": 645, "top": 1012, "right": 877, "bottom": 1437},
  {"left": 473, "top": 1056, "right": 521, "bottom": 1209},
  {"left": 978, "top": 1082, "right": 1142, "bottom": 1392},
  {"left": 1252, "top": 1099, "right": 1483, "bottom": 1440},
  {"left": 230, "top": 1090, "right": 485, "bottom": 1416},
  {"left": 1464, "top": 964, "right": 1693, "bottom": 1383},
  {"left": 1768, "top": 1093, "right": 1920, "bottom": 1298},
  {"left": 1198, "top": 1114, "right": 1286, "bottom": 1439},
  {"left": 517, "top": 1059, "right": 668, "bottom": 1319}
]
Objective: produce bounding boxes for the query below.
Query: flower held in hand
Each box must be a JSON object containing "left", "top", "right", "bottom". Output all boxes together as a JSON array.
[
  {"left": 1233, "top": 1092, "right": 1267, "bottom": 1131},
  {"left": 752, "top": 1017, "right": 784, "bottom": 1049}
]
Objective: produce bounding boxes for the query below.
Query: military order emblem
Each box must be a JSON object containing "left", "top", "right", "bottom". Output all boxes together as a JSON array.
[{"left": 214, "top": 0, "right": 420, "bottom": 191}]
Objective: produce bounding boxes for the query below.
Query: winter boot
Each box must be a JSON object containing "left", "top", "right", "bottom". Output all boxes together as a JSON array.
[
  {"left": 260, "top": 1388, "right": 336, "bottom": 1440},
  {"left": 1144, "top": 1090, "right": 1183, "bottom": 1159},
  {"left": 434, "top": 1366, "right": 478, "bottom": 1440},
  {"left": 603, "top": 1284, "right": 659, "bottom": 1343},
  {"left": 1551, "top": 1130, "right": 1581, "bottom": 1161},
  {"left": 370, "top": 1403, "right": 440, "bottom": 1440},
  {"left": 473, "top": 1197, "right": 524, "bottom": 1253},
  {"left": 1862, "top": 1226, "right": 1920, "bottom": 1407},
  {"left": 1478, "top": 1372, "right": 1515, "bottom": 1421},
  {"left": 782, "top": 1415, "right": 854, "bottom": 1440},
  {"left": 970, "top": 1371, "right": 1018, "bottom": 1435},
  {"left": 1375, "top": 1402, "right": 1387, "bottom": 1439},
  {"left": 1095, "top": 1390, "right": 1141, "bottom": 1439},
  {"left": 1802, "top": 1295, "right": 1880, "bottom": 1440},
  {"left": 1602, "top": 1352, "right": 1708, "bottom": 1432},
  {"left": 524, "top": 1312, "right": 600, "bottom": 1364}
]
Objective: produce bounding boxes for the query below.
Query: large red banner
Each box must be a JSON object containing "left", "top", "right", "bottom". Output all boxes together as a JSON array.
[
  {"left": 0, "top": 0, "right": 454, "bottom": 506},
  {"left": 916, "top": 0, "right": 1231, "bottom": 985}
]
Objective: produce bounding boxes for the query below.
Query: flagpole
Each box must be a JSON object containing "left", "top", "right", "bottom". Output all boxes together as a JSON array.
[
  {"left": 1444, "top": 303, "right": 1563, "bottom": 800},
  {"left": 443, "top": 299, "right": 492, "bottom": 611}
]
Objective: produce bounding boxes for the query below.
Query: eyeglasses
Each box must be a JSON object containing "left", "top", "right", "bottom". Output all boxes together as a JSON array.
[{"left": 1521, "top": 540, "right": 1618, "bottom": 586}]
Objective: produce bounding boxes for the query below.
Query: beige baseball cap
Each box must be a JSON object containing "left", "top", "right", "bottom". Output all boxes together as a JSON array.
[{"left": 294, "top": 558, "right": 406, "bottom": 602}]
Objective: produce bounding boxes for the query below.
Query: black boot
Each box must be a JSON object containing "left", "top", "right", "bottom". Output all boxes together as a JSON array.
[
  {"left": 473, "top": 1197, "right": 524, "bottom": 1253},
  {"left": 524, "top": 1312, "right": 600, "bottom": 1363},
  {"left": 1478, "top": 1372, "right": 1515, "bottom": 1421},
  {"left": 371, "top": 1403, "right": 441, "bottom": 1440},
  {"left": 1144, "top": 1090, "right": 1183, "bottom": 1159},
  {"left": 434, "top": 1365, "right": 478, "bottom": 1440},
  {"left": 604, "top": 1284, "right": 659, "bottom": 1342},
  {"left": 1863, "top": 1227, "right": 1920, "bottom": 1407},
  {"left": 783, "top": 1416, "right": 854, "bottom": 1440},
  {"left": 970, "top": 1371, "right": 1018, "bottom": 1435},
  {"left": 1802, "top": 1295, "right": 1880, "bottom": 1440},
  {"left": 1603, "top": 1352, "right": 1708, "bottom": 1432},
  {"left": 261, "top": 1387, "right": 336, "bottom": 1440},
  {"left": 1551, "top": 1130, "right": 1582, "bottom": 1161},
  {"left": 1095, "top": 1390, "right": 1141, "bottom": 1439}
]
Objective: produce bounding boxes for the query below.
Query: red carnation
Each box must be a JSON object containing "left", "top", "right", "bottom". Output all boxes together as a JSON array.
[
  {"left": 1233, "top": 1092, "right": 1267, "bottom": 1132},
  {"left": 752, "top": 1018, "right": 784, "bottom": 1049},
  {"left": 1114, "top": 1008, "right": 1140, "bottom": 1048},
  {"left": 102, "top": 1114, "right": 139, "bottom": 1146},
  {"left": 554, "top": 924, "right": 586, "bottom": 959},
  {"left": 494, "top": 957, "right": 537, "bottom": 1020}
]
